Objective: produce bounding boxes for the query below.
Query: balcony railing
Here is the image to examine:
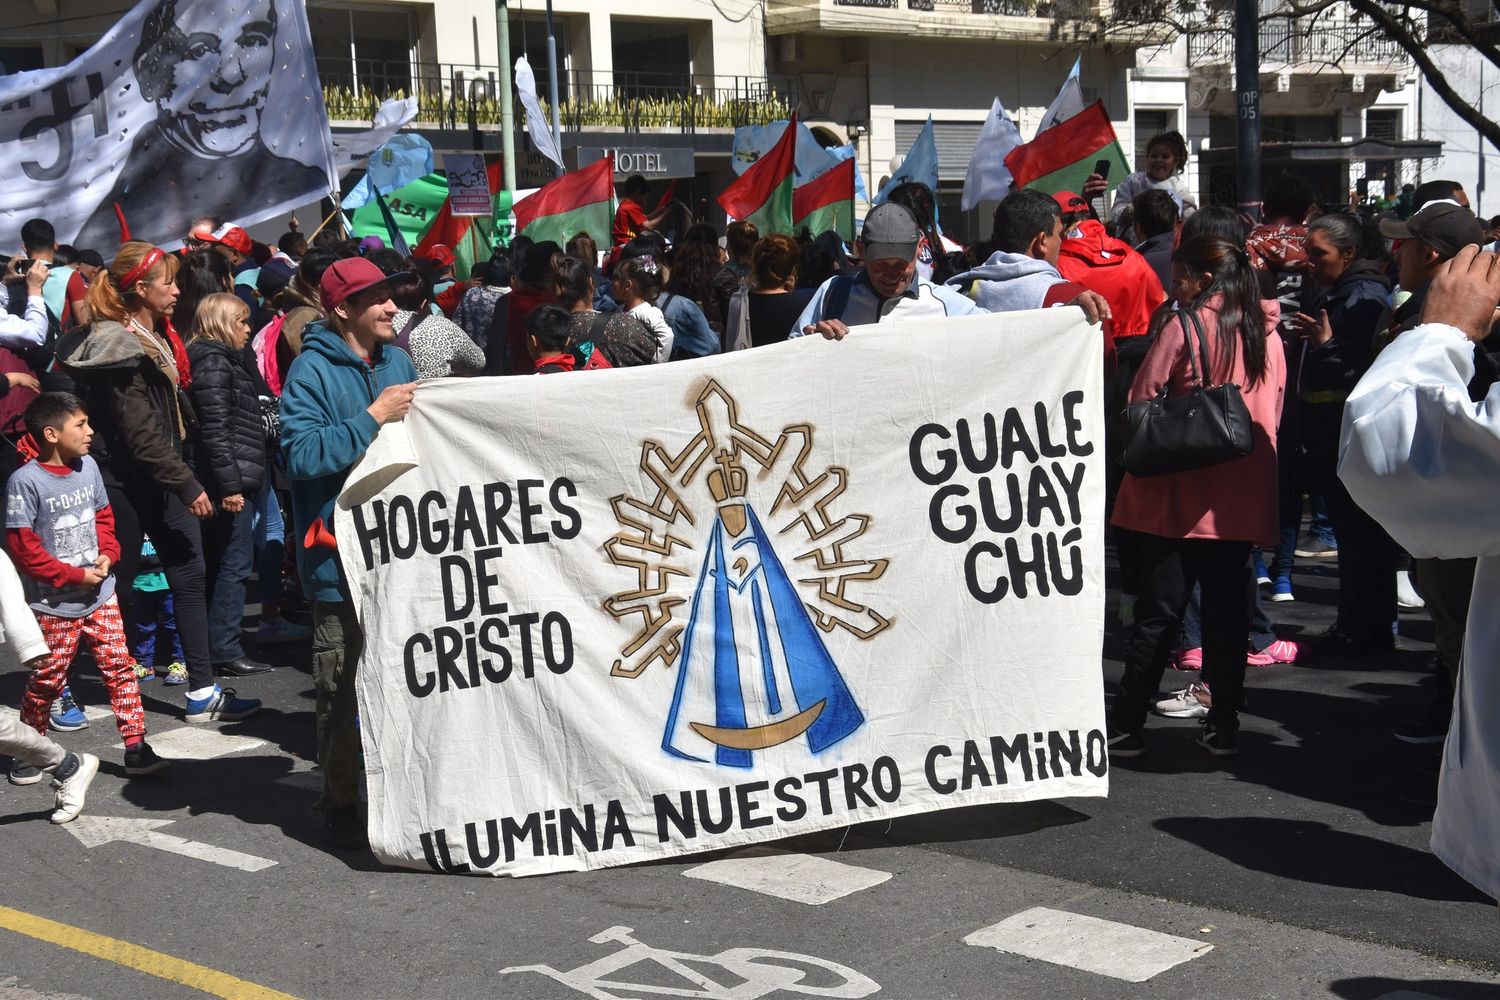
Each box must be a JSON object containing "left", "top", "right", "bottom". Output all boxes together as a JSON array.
[
  {"left": 843, "top": 0, "right": 1064, "bottom": 13},
  {"left": 320, "top": 59, "right": 796, "bottom": 133},
  {"left": 1187, "top": 21, "right": 1408, "bottom": 66}
]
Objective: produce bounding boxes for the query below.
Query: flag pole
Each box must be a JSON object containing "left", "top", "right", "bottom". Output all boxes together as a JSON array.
[{"left": 545, "top": 0, "right": 564, "bottom": 178}]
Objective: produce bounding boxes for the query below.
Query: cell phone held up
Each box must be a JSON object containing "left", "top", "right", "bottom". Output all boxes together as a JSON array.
[{"left": 1092, "top": 159, "right": 1112, "bottom": 182}]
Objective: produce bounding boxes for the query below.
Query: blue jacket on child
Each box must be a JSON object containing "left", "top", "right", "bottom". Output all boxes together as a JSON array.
[{"left": 280, "top": 321, "right": 418, "bottom": 603}]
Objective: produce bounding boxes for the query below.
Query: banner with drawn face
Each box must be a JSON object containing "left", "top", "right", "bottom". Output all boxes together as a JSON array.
[
  {"left": 337, "top": 310, "right": 1109, "bottom": 877},
  {"left": 0, "top": 0, "right": 336, "bottom": 252}
]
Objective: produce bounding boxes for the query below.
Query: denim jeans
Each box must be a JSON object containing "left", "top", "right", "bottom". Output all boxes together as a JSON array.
[
  {"left": 251, "top": 478, "right": 286, "bottom": 610},
  {"left": 116, "top": 483, "right": 214, "bottom": 690},
  {"left": 1181, "top": 574, "right": 1277, "bottom": 653},
  {"left": 131, "top": 589, "right": 184, "bottom": 666},
  {"left": 203, "top": 507, "right": 254, "bottom": 663}
]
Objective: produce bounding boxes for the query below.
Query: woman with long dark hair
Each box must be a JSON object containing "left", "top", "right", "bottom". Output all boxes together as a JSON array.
[
  {"left": 665, "top": 223, "right": 738, "bottom": 335},
  {"left": 1108, "top": 235, "right": 1286, "bottom": 758},
  {"left": 1288, "top": 212, "right": 1396, "bottom": 652},
  {"left": 59, "top": 242, "right": 263, "bottom": 728}
]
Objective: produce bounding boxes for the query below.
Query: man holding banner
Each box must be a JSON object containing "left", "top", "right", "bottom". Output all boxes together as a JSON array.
[{"left": 281, "top": 258, "right": 417, "bottom": 850}]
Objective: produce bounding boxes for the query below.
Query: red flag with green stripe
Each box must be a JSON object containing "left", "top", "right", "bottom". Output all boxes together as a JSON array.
[
  {"left": 1003, "top": 101, "right": 1130, "bottom": 197},
  {"left": 719, "top": 115, "right": 796, "bottom": 234},
  {"left": 512, "top": 157, "right": 615, "bottom": 248},
  {"left": 793, "top": 157, "right": 855, "bottom": 242}
]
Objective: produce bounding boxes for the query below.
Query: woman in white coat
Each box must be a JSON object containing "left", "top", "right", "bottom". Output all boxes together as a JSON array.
[{"left": 1339, "top": 245, "right": 1500, "bottom": 901}]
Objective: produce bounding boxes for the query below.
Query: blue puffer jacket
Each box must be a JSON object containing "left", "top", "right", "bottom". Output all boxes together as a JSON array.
[{"left": 280, "top": 322, "right": 418, "bottom": 603}]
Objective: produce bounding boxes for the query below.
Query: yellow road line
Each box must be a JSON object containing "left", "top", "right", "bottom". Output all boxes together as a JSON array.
[{"left": 0, "top": 904, "right": 301, "bottom": 999}]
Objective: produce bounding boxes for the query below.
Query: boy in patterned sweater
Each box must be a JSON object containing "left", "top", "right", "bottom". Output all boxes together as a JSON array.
[{"left": 5, "top": 393, "right": 167, "bottom": 776}]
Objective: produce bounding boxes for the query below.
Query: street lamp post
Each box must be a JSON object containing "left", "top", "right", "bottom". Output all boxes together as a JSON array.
[{"left": 1235, "top": 0, "right": 1262, "bottom": 222}]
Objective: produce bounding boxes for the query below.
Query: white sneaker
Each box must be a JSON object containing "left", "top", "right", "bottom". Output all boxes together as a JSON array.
[
  {"left": 51, "top": 752, "right": 99, "bottom": 824},
  {"left": 1396, "top": 570, "right": 1425, "bottom": 610},
  {"left": 1155, "top": 682, "right": 1211, "bottom": 719}
]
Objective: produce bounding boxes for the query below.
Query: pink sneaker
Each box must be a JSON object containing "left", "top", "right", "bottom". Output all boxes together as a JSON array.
[
  {"left": 1265, "top": 639, "right": 1303, "bottom": 663},
  {"left": 1173, "top": 647, "right": 1203, "bottom": 671}
]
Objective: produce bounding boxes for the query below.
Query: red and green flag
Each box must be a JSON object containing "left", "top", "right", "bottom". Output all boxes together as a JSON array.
[
  {"left": 1003, "top": 101, "right": 1130, "bottom": 197},
  {"left": 512, "top": 157, "right": 615, "bottom": 248},
  {"left": 718, "top": 114, "right": 796, "bottom": 234},
  {"left": 793, "top": 157, "right": 855, "bottom": 242}
]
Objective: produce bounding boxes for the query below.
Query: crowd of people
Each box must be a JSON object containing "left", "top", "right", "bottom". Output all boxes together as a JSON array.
[{"left": 0, "top": 148, "right": 1495, "bottom": 865}]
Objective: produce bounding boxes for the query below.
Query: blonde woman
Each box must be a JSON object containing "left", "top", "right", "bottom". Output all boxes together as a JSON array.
[{"left": 186, "top": 293, "right": 273, "bottom": 679}]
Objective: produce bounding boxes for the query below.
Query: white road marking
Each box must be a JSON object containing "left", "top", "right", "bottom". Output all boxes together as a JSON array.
[
  {"left": 965, "top": 906, "right": 1212, "bottom": 983},
  {"left": 64, "top": 816, "right": 276, "bottom": 872},
  {"left": 682, "top": 849, "right": 892, "bottom": 905},
  {"left": 502, "top": 925, "right": 879, "bottom": 998},
  {"left": 114, "top": 727, "right": 264, "bottom": 760}
]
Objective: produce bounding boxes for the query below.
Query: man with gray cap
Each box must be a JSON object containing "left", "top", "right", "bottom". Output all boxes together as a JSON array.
[{"left": 790, "top": 203, "right": 979, "bottom": 340}]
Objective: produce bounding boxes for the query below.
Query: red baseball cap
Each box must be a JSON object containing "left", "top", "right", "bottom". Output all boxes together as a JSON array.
[
  {"left": 1053, "top": 191, "right": 1089, "bottom": 213},
  {"left": 426, "top": 244, "right": 455, "bottom": 268},
  {"left": 320, "top": 257, "right": 404, "bottom": 311},
  {"left": 194, "top": 223, "right": 252, "bottom": 254}
]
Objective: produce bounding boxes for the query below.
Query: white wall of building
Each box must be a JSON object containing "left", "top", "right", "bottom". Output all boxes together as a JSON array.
[{"left": 1421, "top": 44, "right": 1500, "bottom": 218}]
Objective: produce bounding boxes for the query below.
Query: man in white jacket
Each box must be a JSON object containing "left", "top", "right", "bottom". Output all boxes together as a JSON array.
[
  {"left": 1, "top": 549, "right": 98, "bottom": 823},
  {"left": 1340, "top": 244, "right": 1500, "bottom": 901}
]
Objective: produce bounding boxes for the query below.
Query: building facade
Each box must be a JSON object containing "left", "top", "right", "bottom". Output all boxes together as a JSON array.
[{"left": 6, "top": 0, "right": 1481, "bottom": 235}]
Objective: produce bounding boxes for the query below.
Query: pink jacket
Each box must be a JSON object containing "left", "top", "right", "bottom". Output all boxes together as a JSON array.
[{"left": 1111, "top": 297, "right": 1286, "bottom": 545}]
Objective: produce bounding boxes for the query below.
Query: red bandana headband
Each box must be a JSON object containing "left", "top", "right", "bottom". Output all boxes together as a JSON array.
[{"left": 117, "top": 247, "right": 165, "bottom": 291}]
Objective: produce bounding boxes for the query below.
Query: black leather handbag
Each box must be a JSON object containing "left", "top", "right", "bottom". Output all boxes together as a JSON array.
[{"left": 1120, "top": 308, "right": 1253, "bottom": 477}]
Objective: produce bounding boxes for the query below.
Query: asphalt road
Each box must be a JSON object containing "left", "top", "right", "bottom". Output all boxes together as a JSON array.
[{"left": 2, "top": 553, "right": 1498, "bottom": 1000}]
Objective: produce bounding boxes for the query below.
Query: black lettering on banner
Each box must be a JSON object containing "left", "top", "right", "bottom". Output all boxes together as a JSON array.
[
  {"left": 909, "top": 399, "right": 1094, "bottom": 605},
  {"left": 774, "top": 777, "right": 808, "bottom": 821},
  {"left": 550, "top": 477, "right": 581, "bottom": 538},
  {"left": 418, "top": 491, "right": 449, "bottom": 554},
  {"left": 441, "top": 555, "right": 475, "bottom": 620},
  {"left": 542, "top": 612, "right": 573, "bottom": 674},
  {"left": 479, "top": 618, "right": 510, "bottom": 682},
  {"left": 484, "top": 481, "right": 518, "bottom": 545},
  {"left": 21, "top": 73, "right": 107, "bottom": 182},
  {"left": 908, "top": 423, "right": 955, "bottom": 485},
  {"left": 517, "top": 479, "right": 548, "bottom": 543},
  {"left": 388, "top": 495, "right": 418, "bottom": 559},
  {"left": 404, "top": 632, "right": 435, "bottom": 697},
  {"left": 991, "top": 733, "right": 1034, "bottom": 783},
  {"left": 925, "top": 744, "right": 956, "bottom": 794},
  {"left": 351, "top": 499, "right": 388, "bottom": 571},
  {"left": 737, "top": 781, "right": 772, "bottom": 829}
]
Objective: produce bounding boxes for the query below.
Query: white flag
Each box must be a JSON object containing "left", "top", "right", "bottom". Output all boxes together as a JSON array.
[
  {"left": 0, "top": 0, "right": 337, "bottom": 251},
  {"left": 961, "top": 98, "right": 1023, "bottom": 210},
  {"left": 1036, "top": 56, "right": 1086, "bottom": 135},
  {"left": 515, "top": 56, "right": 564, "bottom": 170}
]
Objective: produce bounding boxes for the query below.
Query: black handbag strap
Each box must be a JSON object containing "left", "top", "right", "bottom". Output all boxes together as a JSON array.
[{"left": 1176, "top": 309, "right": 1214, "bottom": 387}]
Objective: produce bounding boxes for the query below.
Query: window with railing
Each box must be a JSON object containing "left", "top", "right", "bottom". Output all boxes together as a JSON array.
[
  {"left": 1366, "top": 108, "right": 1402, "bottom": 141},
  {"left": 310, "top": 3, "right": 416, "bottom": 96}
]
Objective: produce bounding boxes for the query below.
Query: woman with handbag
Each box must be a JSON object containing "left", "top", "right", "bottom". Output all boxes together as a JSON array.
[{"left": 1108, "top": 235, "right": 1286, "bottom": 758}]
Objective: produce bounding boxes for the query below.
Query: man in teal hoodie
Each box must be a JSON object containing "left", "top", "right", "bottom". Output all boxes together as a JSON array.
[{"left": 281, "top": 257, "right": 417, "bottom": 850}]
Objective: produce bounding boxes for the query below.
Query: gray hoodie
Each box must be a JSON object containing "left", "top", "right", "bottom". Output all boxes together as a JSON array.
[{"left": 947, "top": 251, "right": 1069, "bottom": 314}]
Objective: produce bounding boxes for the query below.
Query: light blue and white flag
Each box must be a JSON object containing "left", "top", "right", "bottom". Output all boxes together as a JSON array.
[
  {"left": 961, "top": 98, "right": 1023, "bottom": 210},
  {"left": 874, "top": 117, "right": 940, "bottom": 221},
  {"left": 1037, "top": 56, "right": 1086, "bottom": 134},
  {"left": 341, "top": 131, "right": 434, "bottom": 210},
  {"left": 732, "top": 120, "right": 840, "bottom": 181}
]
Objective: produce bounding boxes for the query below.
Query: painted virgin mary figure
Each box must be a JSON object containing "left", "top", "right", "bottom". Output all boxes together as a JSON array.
[{"left": 663, "top": 449, "right": 865, "bottom": 768}]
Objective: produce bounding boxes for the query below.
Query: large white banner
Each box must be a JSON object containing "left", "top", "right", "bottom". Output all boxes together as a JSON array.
[
  {"left": 337, "top": 310, "right": 1109, "bottom": 876},
  {"left": 0, "top": 0, "right": 336, "bottom": 251}
]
